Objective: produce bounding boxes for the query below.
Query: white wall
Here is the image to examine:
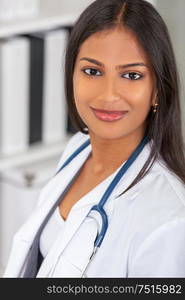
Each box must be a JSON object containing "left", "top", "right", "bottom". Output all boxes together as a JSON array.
[
  {"left": 40, "top": 0, "right": 94, "bottom": 15},
  {"left": 147, "top": 0, "right": 157, "bottom": 5},
  {"left": 156, "top": 0, "right": 185, "bottom": 139}
]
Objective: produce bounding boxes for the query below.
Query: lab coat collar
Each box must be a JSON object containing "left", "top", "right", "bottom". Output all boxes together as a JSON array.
[{"left": 36, "top": 205, "right": 98, "bottom": 277}]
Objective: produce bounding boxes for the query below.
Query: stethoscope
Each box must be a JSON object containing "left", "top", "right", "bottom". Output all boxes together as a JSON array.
[{"left": 55, "top": 134, "right": 149, "bottom": 277}]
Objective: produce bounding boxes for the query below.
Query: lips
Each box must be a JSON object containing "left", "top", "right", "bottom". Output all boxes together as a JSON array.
[{"left": 91, "top": 107, "right": 128, "bottom": 122}]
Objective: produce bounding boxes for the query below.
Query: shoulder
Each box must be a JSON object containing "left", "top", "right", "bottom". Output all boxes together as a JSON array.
[
  {"left": 115, "top": 144, "right": 185, "bottom": 234},
  {"left": 132, "top": 140, "right": 185, "bottom": 211},
  {"left": 55, "top": 131, "right": 90, "bottom": 173},
  {"left": 144, "top": 157, "right": 185, "bottom": 208},
  {"left": 135, "top": 156, "right": 185, "bottom": 238},
  {"left": 134, "top": 156, "right": 185, "bottom": 222}
]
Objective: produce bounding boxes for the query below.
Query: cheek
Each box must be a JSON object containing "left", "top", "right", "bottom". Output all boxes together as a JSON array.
[
  {"left": 127, "top": 83, "right": 153, "bottom": 111},
  {"left": 73, "top": 89, "right": 90, "bottom": 115},
  {"left": 73, "top": 80, "right": 95, "bottom": 111},
  {"left": 73, "top": 74, "right": 88, "bottom": 103},
  {"left": 73, "top": 78, "right": 90, "bottom": 121}
]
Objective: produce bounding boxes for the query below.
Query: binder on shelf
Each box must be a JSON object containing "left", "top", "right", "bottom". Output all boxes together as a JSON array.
[
  {"left": 28, "top": 28, "right": 69, "bottom": 145},
  {"left": 0, "top": 154, "right": 60, "bottom": 272},
  {"left": 29, "top": 34, "right": 44, "bottom": 144},
  {"left": 42, "top": 28, "right": 69, "bottom": 144},
  {"left": 0, "top": 36, "right": 30, "bottom": 156}
]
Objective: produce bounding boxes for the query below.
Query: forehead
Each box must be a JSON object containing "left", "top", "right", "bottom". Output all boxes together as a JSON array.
[{"left": 76, "top": 27, "right": 149, "bottom": 64}]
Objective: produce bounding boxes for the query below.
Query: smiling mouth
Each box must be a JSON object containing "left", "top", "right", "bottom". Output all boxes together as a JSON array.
[{"left": 90, "top": 107, "right": 128, "bottom": 122}]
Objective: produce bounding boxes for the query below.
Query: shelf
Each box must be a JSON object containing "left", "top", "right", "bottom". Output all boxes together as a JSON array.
[
  {"left": 0, "top": 13, "right": 74, "bottom": 38},
  {"left": 0, "top": 134, "right": 73, "bottom": 172},
  {"left": 0, "top": 0, "right": 94, "bottom": 38}
]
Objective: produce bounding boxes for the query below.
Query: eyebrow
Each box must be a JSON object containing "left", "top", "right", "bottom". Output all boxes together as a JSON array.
[{"left": 79, "top": 57, "right": 148, "bottom": 69}]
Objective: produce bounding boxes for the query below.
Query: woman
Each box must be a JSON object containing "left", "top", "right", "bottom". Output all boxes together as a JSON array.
[{"left": 4, "top": 0, "right": 185, "bottom": 277}]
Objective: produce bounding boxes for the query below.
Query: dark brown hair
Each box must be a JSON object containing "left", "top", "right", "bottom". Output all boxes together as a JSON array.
[{"left": 64, "top": 0, "right": 185, "bottom": 195}]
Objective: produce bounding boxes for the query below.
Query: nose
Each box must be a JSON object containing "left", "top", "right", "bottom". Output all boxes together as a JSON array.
[{"left": 98, "top": 75, "right": 122, "bottom": 104}]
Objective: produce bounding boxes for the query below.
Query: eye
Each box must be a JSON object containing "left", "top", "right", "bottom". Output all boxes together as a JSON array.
[
  {"left": 122, "top": 72, "right": 143, "bottom": 80},
  {"left": 81, "top": 68, "right": 102, "bottom": 76}
]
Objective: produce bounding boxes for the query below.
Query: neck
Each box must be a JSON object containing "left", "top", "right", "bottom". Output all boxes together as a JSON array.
[{"left": 87, "top": 129, "right": 145, "bottom": 175}]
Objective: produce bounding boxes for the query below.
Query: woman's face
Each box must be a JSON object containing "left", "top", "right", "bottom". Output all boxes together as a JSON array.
[{"left": 73, "top": 26, "right": 157, "bottom": 140}]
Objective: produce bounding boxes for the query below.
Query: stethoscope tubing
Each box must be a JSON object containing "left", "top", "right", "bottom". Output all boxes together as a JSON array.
[
  {"left": 55, "top": 134, "right": 148, "bottom": 247},
  {"left": 98, "top": 135, "right": 148, "bottom": 208},
  {"left": 56, "top": 139, "right": 91, "bottom": 175}
]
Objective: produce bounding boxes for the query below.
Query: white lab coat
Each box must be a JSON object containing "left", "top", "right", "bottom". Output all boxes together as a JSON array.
[{"left": 3, "top": 131, "right": 185, "bottom": 278}]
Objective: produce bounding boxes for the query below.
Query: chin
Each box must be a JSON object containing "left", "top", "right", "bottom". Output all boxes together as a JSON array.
[{"left": 89, "top": 127, "right": 126, "bottom": 140}]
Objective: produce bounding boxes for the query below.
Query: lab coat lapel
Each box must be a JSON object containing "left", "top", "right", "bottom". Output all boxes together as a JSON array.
[
  {"left": 36, "top": 205, "right": 95, "bottom": 277},
  {"left": 4, "top": 144, "right": 92, "bottom": 277},
  {"left": 3, "top": 237, "right": 33, "bottom": 277}
]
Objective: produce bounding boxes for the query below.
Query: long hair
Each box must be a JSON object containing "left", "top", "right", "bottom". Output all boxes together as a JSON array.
[{"left": 64, "top": 0, "right": 185, "bottom": 194}]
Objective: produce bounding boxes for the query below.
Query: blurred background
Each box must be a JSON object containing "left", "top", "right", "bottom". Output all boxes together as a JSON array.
[{"left": 0, "top": 0, "right": 184, "bottom": 276}]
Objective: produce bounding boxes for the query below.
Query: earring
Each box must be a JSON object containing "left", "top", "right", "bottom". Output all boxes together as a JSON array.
[{"left": 153, "top": 103, "right": 158, "bottom": 113}]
